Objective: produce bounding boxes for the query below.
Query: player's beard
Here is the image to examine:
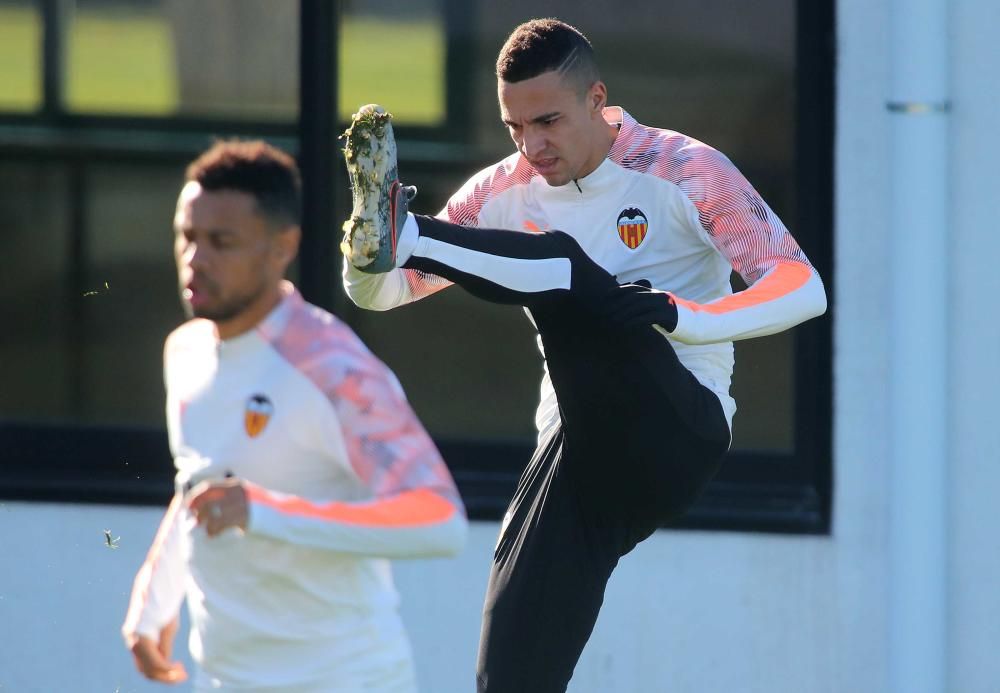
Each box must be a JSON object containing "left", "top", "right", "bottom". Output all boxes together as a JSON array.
[{"left": 181, "top": 279, "right": 268, "bottom": 324}]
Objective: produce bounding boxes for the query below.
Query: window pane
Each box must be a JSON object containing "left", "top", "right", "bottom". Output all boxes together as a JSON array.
[
  {"left": 354, "top": 1, "right": 798, "bottom": 452},
  {"left": 0, "top": 162, "right": 73, "bottom": 420},
  {"left": 79, "top": 163, "right": 185, "bottom": 426},
  {"left": 339, "top": 0, "right": 446, "bottom": 126},
  {"left": 347, "top": 292, "right": 541, "bottom": 441},
  {"left": 0, "top": 159, "right": 183, "bottom": 428},
  {"left": 64, "top": 0, "right": 298, "bottom": 120},
  {"left": 0, "top": 0, "right": 42, "bottom": 112},
  {"left": 64, "top": 0, "right": 179, "bottom": 115}
]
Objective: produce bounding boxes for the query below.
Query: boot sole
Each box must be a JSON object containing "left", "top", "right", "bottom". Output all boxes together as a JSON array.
[{"left": 340, "top": 105, "right": 398, "bottom": 270}]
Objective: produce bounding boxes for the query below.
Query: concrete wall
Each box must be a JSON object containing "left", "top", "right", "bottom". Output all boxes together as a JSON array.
[
  {"left": 0, "top": 503, "right": 846, "bottom": 693},
  {"left": 946, "top": 0, "right": 1000, "bottom": 688},
  {"left": 2, "top": 0, "right": 998, "bottom": 691}
]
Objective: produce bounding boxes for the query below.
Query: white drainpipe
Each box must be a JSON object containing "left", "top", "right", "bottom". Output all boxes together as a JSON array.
[{"left": 886, "top": 0, "right": 950, "bottom": 691}]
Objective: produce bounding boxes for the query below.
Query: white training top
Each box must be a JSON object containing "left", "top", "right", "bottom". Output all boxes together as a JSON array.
[
  {"left": 343, "top": 107, "right": 827, "bottom": 436},
  {"left": 123, "top": 282, "right": 467, "bottom": 692}
]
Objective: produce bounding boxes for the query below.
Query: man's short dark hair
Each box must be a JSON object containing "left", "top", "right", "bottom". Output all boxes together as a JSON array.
[
  {"left": 185, "top": 140, "right": 301, "bottom": 228},
  {"left": 496, "top": 18, "right": 600, "bottom": 94}
]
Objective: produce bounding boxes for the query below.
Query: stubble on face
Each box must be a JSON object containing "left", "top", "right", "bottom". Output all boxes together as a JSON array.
[
  {"left": 498, "top": 71, "right": 613, "bottom": 187},
  {"left": 173, "top": 183, "right": 278, "bottom": 334}
]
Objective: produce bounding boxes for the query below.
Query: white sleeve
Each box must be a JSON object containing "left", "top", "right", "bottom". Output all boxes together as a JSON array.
[
  {"left": 341, "top": 258, "right": 450, "bottom": 311},
  {"left": 668, "top": 145, "right": 827, "bottom": 344},
  {"left": 669, "top": 262, "right": 827, "bottom": 344},
  {"left": 340, "top": 172, "right": 503, "bottom": 311},
  {"left": 245, "top": 352, "right": 467, "bottom": 559},
  {"left": 121, "top": 495, "right": 187, "bottom": 644}
]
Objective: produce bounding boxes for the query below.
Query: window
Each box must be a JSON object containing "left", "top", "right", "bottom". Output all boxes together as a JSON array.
[
  {"left": 0, "top": 159, "right": 183, "bottom": 428},
  {"left": 349, "top": 1, "right": 834, "bottom": 531},
  {"left": 62, "top": 0, "right": 298, "bottom": 120},
  {"left": 63, "top": 1, "right": 179, "bottom": 115},
  {"left": 338, "top": 0, "right": 446, "bottom": 126},
  {"left": 0, "top": 0, "right": 42, "bottom": 111},
  {"left": 0, "top": 0, "right": 832, "bottom": 533},
  {"left": 0, "top": 0, "right": 301, "bottom": 504},
  {"left": 375, "top": 1, "right": 805, "bottom": 452}
]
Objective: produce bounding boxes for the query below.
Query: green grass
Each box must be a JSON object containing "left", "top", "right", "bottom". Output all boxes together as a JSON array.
[
  {"left": 0, "top": 8, "right": 443, "bottom": 124},
  {"left": 64, "top": 9, "right": 179, "bottom": 114},
  {"left": 338, "top": 17, "right": 445, "bottom": 125},
  {"left": 0, "top": 6, "right": 42, "bottom": 111}
]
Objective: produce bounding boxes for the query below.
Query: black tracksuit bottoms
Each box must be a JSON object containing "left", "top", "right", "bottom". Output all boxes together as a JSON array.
[{"left": 405, "top": 215, "right": 732, "bottom": 693}]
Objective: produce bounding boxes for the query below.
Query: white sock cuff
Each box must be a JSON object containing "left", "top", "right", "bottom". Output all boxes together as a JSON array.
[{"left": 395, "top": 213, "right": 420, "bottom": 266}]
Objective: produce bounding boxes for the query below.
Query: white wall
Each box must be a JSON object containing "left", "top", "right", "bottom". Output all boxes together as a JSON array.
[
  {"left": 0, "top": 503, "right": 848, "bottom": 693},
  {"left": 947, "top": 0, "right": 1000, "bottom": 689},
  {"left": 2, "top": 0, "right": 999, "bottom": 691},
  {"left": 0, "top": 502, "right": 196, "bottom": 693}
]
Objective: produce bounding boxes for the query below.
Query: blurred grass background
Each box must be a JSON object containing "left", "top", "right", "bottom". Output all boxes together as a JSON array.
[
  {"left": 0, "top": 5, "right": 443, "bottom": 122},
  {"left": 0, "top": 5, "right": 41, "bottom": 111}
]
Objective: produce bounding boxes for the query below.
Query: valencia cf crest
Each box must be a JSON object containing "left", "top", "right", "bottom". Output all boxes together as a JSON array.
[
  {"left": 617, "top": 207, "right": 649, "bottom": 250},
  {"left": 244, "top": 394, "right": 274, "bottom": 438}
]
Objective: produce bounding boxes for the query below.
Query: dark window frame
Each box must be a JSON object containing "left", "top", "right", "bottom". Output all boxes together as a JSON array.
[{"left": 0, "top": 0, "right": 834, "bottom": 535}]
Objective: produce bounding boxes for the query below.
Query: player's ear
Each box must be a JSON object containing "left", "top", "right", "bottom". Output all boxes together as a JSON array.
[
  {"left": 588, "top": 80, "right": 607, "bottom": 114},
  {"left": 274, "top": 225, "right": 300, "bottom": 266}
]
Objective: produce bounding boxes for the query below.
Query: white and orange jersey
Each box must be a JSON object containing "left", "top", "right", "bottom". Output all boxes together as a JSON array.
[
  {"left": 123, "top": 281, "right": 467, "bottom": 692},
  {"left": 344, "top": 107, "right": 827, "bottom": 432}
]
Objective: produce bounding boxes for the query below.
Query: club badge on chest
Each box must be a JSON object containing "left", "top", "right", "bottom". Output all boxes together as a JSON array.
[
  {"left": 244, "top": 393, "right": 274, "bottom": 438},
  {"left": 617, "top": 207, "right": 649, "bottom": 250}
]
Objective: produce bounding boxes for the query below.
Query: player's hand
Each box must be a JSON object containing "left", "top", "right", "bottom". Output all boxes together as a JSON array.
[
  {"left": 602, "top": 279, "right": 679, "bottom": 332},
  {"left": 129, "top": 618, "right": 188, "bottom": 683},
  {"left": 186, "top": 477, "right": 249, "bottom": 537}
]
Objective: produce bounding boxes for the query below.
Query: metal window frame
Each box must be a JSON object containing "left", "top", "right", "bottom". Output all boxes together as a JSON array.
[{"left": 0, "top": 0, "right": 834, "bottom": 535}]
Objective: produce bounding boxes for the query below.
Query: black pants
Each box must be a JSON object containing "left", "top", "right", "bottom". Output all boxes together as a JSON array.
[{"left": 406, "top": 216, "right": 732, "bottom": 693}]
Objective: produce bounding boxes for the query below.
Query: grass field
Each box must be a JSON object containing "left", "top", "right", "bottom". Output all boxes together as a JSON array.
[
  {"left": 0, "top": 5, "right": 41, "bottom": 111},
  {"left": 338, "top": 16, "right": 444, "bottom": 125},
  {"left": 65, "top": 9, "right": 178, "bottom": 113},
  {"left": 0, "top": 6, "right": 443, "bottom": 123}
]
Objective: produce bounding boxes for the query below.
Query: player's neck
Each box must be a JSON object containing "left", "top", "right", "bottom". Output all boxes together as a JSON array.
[
  {"left": 214, "top": 284, "right": 284, "bottom": 341},
  {"left": 577, "top": 120, "right": 620, "bottom": 180}
]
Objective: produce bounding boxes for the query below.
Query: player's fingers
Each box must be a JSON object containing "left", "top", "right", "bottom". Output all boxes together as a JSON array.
[
  {"left": 185, "top": 482, "right": 222, "bottom": 509},
  {"left": 144, "top": 662, "right": 188, "bottom": 683},
  {"left": 188, "top": 490, "right": 224, "bottom": 527},
  {"left": 157, "top": 662, "right": 188, "bottom": 684},
  {"left": 135, "top": 654, "right": 188, "bottom": 684},
  {"left": 132, "top": 637, "right": 186, "bottom": 682},
  {"left": 159, "top": 617, "right": 179, "bottom": 660}
]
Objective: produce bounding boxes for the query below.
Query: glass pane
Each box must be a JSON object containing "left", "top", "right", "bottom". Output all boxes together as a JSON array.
[
  {"left": 347, "top": 292, "right": 541, "bottom": 442},
  {"left": 0, "top": 159, "right": 183, "bottom": 428},
  {"left": 0, "top": 0, "right": 42, "bottom": 112},
  {"left": 64, "top": 0, "right": 179, "bottom": 114},
  {"left": 63, "top": 0, "right": 298, "bottom": 120},
  {"left": 79, "top": 162, "right": 186, "bottom": 426},
  {"left": 353, "top": 1, "right": 799, "bottom": 451},
  {"left": 339, "top": 0, "right": 446, "bottom": 126},
  {"left": 0, "top": 162, "right": 73, "bottom": 421}
]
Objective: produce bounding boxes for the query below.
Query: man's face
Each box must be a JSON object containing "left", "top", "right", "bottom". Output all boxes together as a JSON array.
[
  {"left": 499, "top": 70, "right": 609, "bottom": 186},
  {"left": 173, "top": 182, "right": 293, "bottom": 332}
]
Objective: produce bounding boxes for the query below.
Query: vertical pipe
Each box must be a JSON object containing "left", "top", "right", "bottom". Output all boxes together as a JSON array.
[
  {"left": 67, "top": 162, "right": 87, "bottom": 419},
  {"left": 795, "top": 0, "right": 836, "bottom": 531},
  {"left": 886, "top": 0, "right": 949, "bottom": 690},
  {"left": 298, "top": 0, "right": 341, "bottom": 312},
  {"left": 41, "top": 0, "right": 63, "bottom": 120}
]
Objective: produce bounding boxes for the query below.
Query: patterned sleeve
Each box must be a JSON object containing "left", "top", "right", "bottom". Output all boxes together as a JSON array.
[
  {"left": 342, "top": 156, "right": 530, "bottom": 311},
  {"left": 667, "top": 144, "right": 827, "bottom": 344},
  {"left": 245, "top": 310, "right": 467, "bottom": 558},
  {"left": 341, "top": 257, "right": 451, "bottom": 312}
]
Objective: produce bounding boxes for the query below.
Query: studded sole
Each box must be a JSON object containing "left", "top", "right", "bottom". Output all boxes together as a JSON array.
[{"left": 340, "top": 105, "right": 399, "bottom": 270}]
